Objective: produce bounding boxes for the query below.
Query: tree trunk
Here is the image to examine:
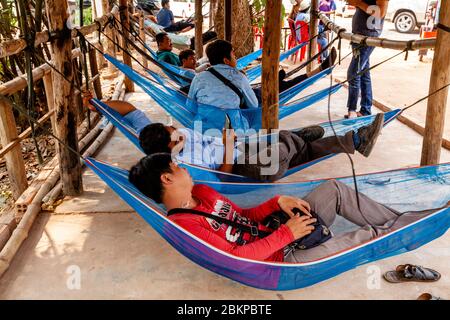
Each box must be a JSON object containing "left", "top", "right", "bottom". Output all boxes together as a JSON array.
[
  {"left": 231, "top": 0, "right": 254, "bottom": 58},
  {"left": 213, "top": 0, "right": 225, "bottom": 40},
  {"left": 45, "top": 0, "right": 83, "bottom": 196}
]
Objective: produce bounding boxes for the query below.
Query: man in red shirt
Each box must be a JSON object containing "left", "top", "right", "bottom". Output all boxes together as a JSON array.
[{"left": 129, "top": 153, "right": 439, "bottom": 263}]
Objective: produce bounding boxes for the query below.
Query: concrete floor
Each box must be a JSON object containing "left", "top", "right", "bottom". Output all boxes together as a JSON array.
[{"left": 1, "top": 36, "right": 450, "bottom": 299}]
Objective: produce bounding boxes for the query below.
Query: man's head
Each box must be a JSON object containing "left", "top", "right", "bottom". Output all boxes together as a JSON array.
[
  {"left": 156, "top": 32, "right": 172, "bottom": 51},
  {"left": 179, "top": 49, "right": 197, "bottom": 70},
  {"left": 139, "top": 123, "right": 185, "bottom": 155},
  {"left": 206, "top": 39, "right": 237, "bottom": 68},
  {"left": 129, "top": 153, "right": 193, "bottom": 204},
  {"left": 161, "top": 0, "right": 170, "bottom": 9}
]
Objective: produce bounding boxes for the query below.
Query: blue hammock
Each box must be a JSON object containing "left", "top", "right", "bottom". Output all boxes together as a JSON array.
[
  {"left": 85, "top": 157, "right": 450, "bottom": 290},
  {"left": 104, "top": 54, "right": 343, "bottom": 131},
  {"left": 91, "top": 98, "right": 401, "bottom": 182}
]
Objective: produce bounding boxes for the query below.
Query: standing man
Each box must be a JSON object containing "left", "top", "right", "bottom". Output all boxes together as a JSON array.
[{"left": 345, "top": 0, "right": 389, "bottom": 119}]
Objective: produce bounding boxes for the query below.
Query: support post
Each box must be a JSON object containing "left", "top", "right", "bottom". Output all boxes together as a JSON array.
[
  {"left": 421, "top": 1, "right": 450, "bottom": 165},
  {"left": 42, "top": 72, "right": 56, "bottom": 133},
  {"left": 46, "top": 0, "right": 83, "bottom": 196},
  {"left": 119, "top": 0, "right": 135, "bottom": 92},
  {"left": 224, "top": 0, "right": 232, "bottom": 42},
  {"left": 195, "top": 0, "right": 204, "bottom": 59},
  {"left": 88, "top": 44, "right": 103, "bottom": 99},
  {"left": 261, "top": 0, "right": 282, "bottom": 130},
  {"left": 307, "top": 0, "right": 319, "bottom": 73},
  {"left": 102, "top": 0, "right": 117, "bottom": 77},
  {"left": 139, "top": 12, "right": 148, "bottom": 69},
  {"left": 0, "top": 96, "right": 28, "bottom": 199}
]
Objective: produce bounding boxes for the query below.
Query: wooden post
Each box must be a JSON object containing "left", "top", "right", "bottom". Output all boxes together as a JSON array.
[
  {"left": 88, "top": 44, "right": 103, "bottom": 99},
  {"left": 224, "top": 0, "right": 232, "bottom": 42},
  {"left": 0, "top": 96, "right": 28, "bottom": 199},
  {"left": 421, "top": 1, "right": 450, "bottom": 165},
  {"left": 261, "top": 0, "right": 282, "bottom": 130},
  {"left": 42, "top": 73, "right": 57, "bottom": 133},
  {"left": 119, "top": 0, "right": 135, "bottom": 92},
  {"left": 102, "top": 0, "right": 117, "bottom": 77},
  {"left": 72, "top": 58, "right": 84, "bottom": 123},
  {"left": 307, "top": 0, "right": 319, "bottom": 73},
  {"left": 195, "top": 0, "right": 204, "bottom": 59},
  {"left": 209, "top": 0, "right": 216, "bottom": 29},
  {"left": 139, "top": 12, "right": 148, "bottom": 69},
  {"left": 46, "top": 0, "right": 83, "bottom": 196}
]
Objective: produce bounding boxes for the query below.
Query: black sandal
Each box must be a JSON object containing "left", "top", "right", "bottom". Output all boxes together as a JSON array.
[{"left": 384, "top": 264, "right": 441, "bottom": 283}]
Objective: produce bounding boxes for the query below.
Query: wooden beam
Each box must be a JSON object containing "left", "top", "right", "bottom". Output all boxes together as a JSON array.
[
  {"left": 102, "top": 0, "right": 118, "bottom": 76},
  {"left": 307, "top": 0, "right": 319, "bottom": 73},
  {"left": 224, "top": 0, "right": 232, "bottom": 42},
  {"left": 261, "top": 0, "right": 282, "bottom": 130},
  {"left": 421, "top": 1, "right": 450, "bottom": 165},
  {"left": 0, "top": 96, "right": 28, "bottom": 200},
  {"left": 119, "top": 0, "right": 135, "bottom": 92},
  {"left": 46, "top": 0, "right": 83, "bottom": 196},
  {"left": 195, "top": 0, "right": 204, "bottom": 59}
]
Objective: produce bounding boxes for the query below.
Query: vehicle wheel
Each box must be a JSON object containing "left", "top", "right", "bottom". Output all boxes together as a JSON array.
[{"left": 394, "top": 11, "right": 416, "bottom": 33}]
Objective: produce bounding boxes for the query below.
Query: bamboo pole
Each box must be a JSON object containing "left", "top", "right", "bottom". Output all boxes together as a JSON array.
[
  {"left": 307, "top": 0, "right": 319, "bottom": 73},
  {"left": 0, "top": 96, "right": 28, "bottom": 200},
  {"left": 119, "top": 0, "right": 135, "bottom": 92},
  {"left": 88, "top": 45, "right": 103, "bottom": 100},
  {"left": 261, "top": 0, "right": 282, "bottom": 130},
  {"left": 318, "top": 12, "right": 436, "bottom": 50},
  {"left": 46, "top": 0, "right": 83, "bottom": 196},
  {"left": 195, "top": 0, "right": 204, "bottom": 59},
  {"left": 421, "top": 2, "right": 450, "bottom": 165}
]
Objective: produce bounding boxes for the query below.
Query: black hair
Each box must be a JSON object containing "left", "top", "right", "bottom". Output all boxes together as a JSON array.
[
  {"left": 179, "top": 49, "right": 195, "bottom": 63},
  {"left": 161, "top": 0, "right": 170, "bottom": 7},
  {"left": 206, "top": 39, "right": 233, "bottom": 65},
  {"left": 129, "top": 153, "right": 173, "bottom": 203},
  {"left": 156, "top": 32, "right": 169, "bottom": 46},
  {"left": 139, "top": 123, "right": 171, "bottom": 155}
]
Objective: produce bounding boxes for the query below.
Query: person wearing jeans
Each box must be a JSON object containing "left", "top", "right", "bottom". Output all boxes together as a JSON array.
[{"left": 345, "top": 0, "right": 390, "bottom": 118}]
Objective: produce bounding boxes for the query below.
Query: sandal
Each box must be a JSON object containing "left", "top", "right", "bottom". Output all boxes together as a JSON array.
[
  {"left": 383, "top": 264, "right": 441, "bottom": 283},
  {"left": 344, "top": 111, "right": 364, "bottom": 119},
  {"left": 417, "top": 293, "right": 445, "bottom": 300}
]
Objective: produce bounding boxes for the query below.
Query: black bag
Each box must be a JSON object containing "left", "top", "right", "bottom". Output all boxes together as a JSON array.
[{"left": 262, "top": 208, "right": 332, "bottom": 250}]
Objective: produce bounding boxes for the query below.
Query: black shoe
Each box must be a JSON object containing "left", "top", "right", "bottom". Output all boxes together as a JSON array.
[
  {"left": 355, "top": 113, "right": 384, "bottom": 157},
  {"left": 320, "top": 47, "right": 337, "bottom": 70},
  {"left": 295, "top": 125, "right": 325, "bottom": 143}
]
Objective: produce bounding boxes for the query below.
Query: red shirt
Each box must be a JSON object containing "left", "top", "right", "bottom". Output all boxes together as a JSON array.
[{"left": 169, "top": 185, "right": 295, "bottom": 262}]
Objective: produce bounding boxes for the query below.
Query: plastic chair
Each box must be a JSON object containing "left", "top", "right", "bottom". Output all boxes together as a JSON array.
[
  {"left": 254, "top": 26, "right": 264, "bottom": 49},
  {"left": 287, "top": 18, "right": 300, "bottom": 62}
]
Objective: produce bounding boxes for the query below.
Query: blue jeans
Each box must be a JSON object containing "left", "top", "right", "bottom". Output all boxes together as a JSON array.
[
  {"left": 346, "top": 44, "right": 375, "bottom": 116},
  {"left": 317, "top": 25, "right": 328, "bottom": 61}
]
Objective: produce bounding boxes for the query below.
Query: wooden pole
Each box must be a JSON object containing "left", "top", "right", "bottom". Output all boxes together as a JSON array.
[
  {"left": 224, "top": 0, "right": 232, "bottom": 42},
  {"left": 102, "top": 0, "right": 118, "bottom": 77},
  {"left": 421, "top": 1, "right": 450, "bottom": 165},
  {"left": 195, "top": 0, "right": 204, "bottom": 59},
  {"left": 261, "top": 0, "right": 282, "bottom": 130},
  {"left": 88, "top": 44, "right": 103, "bottom": 99},
  {"left": 46, "top": 0, "right": 83, "bottom": 196},
  {"left": 42, "top": 73, "right": 57, "bottom": 133},
  {"left": 0, "top": 96, "right": 28, "bottom": 200},
  {"left": 119, "top": 0, "right": 135, "bottom": 92},
  {"left": 139, "top": 12, "right": 148, "bottom": 69},
  {"left": 307, "top": 0, "right": 319, "bottom": 73}
]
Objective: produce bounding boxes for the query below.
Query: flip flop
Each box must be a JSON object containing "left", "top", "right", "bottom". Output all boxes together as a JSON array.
[
  {"left": 417, "top": 293, "right": 445, "bottom": 300},
  {"left": 384, "top": 264, "right": 441, "bottom": 283}
]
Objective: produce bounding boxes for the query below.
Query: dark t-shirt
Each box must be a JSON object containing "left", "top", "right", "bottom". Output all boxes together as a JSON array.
[{"left": 352, "top": 0, "right": 385, "bottom": 37}]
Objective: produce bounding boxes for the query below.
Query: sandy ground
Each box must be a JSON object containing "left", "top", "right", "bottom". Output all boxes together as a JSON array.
[{"left": 0, "top": 17, "right": 449, "bottom": 300}]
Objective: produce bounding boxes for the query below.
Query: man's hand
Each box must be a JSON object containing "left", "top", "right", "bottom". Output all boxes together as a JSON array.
[
  {"left": 82, "top": 90, "right": 96, "bottom": 112},
  {"left": 278, "top": 195, "right": 311, "bottom": 217},
  {"left": 285, "top": 214, "right": 316, "bottom": 240}
]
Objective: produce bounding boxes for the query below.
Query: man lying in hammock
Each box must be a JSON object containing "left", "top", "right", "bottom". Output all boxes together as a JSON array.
[
  {"left": 129, "top": 153, "right": 439, "bottom": 262},
  {"left": 187, "top": 39, "right": 337, "bottom": 110},
  {"left": 83, "top": 94, "right": 385, "bottom": 182}
]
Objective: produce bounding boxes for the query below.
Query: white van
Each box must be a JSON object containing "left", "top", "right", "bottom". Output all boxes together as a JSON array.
[{"left": 385, "top": 0, "right": 433, "bottom": 33}]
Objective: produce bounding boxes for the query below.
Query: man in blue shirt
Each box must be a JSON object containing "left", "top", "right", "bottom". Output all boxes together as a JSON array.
[
  {"left": 345, "top": 0, "right": 390, "bottom": 118},
  {"left": 157, "top": 0, "right": 194, "bottom": 33}
]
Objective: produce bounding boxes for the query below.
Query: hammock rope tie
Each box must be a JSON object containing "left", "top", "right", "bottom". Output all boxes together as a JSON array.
[{"left": 437, "top": 23, "right": 450, "bottom": 33}]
